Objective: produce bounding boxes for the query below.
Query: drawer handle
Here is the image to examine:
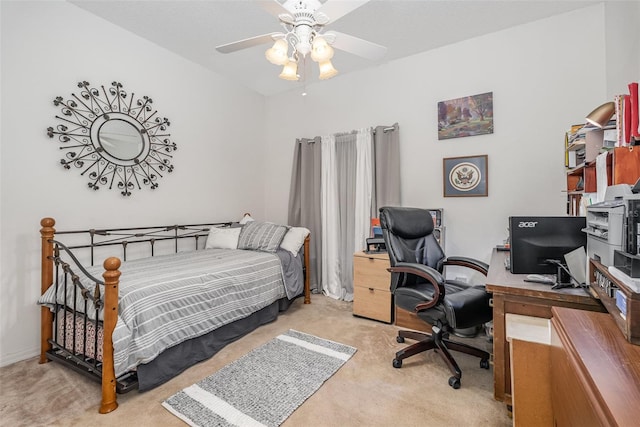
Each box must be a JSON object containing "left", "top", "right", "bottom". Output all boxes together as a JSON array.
[{"left": 368, "top": 287, "right": 374, "bottom": 291}]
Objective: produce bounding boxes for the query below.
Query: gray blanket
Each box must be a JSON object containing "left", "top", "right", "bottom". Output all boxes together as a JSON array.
[{"left": 39, "top": 248, "right": 298, "bottom": 377}]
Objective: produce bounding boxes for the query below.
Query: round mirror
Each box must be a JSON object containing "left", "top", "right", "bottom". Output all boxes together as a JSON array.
[
  {"left": 48, "top": 81, "right": 177, "bottom": 196},
  {"left": 98, "top": 119, "right": 143, "bottom": 160}
]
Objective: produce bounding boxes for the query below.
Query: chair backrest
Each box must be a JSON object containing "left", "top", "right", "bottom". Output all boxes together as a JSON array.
[
  {"left": 379, "top": 207, "right": 446, "bottom": 293},
  {"left": 379, "top": 206, "right": 445, "bottom": 271}
]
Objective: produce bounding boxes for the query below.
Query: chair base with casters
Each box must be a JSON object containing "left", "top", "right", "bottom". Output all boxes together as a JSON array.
[{"left": 391, "top": 322, "right": 490, "bottom": 389}]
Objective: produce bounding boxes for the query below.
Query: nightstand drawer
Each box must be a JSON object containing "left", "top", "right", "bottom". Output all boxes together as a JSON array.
[
  {"left": 353, "top": 286, "right": 392, "bottom": 323},
  {"left": 353, "top": 254, "right": 390, "bottom": 291}
]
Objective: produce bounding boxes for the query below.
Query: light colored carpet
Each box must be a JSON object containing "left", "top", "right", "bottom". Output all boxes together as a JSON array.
[{"left": 0, "top": 295, "right": 511, "bottom": 427}]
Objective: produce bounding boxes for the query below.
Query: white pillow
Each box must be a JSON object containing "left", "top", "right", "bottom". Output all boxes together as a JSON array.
[
  {"left": 280, "top": 227, "right": 310, "bottom": 257},
  {"left": 239, "top": 213, "right": 255, "bottom": 225},
  {"left": 205, "top": 227, "right": 241, "bottom": 249}
]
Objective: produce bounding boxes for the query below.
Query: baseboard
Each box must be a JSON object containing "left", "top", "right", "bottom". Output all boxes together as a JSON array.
[{"left": 0, "top": 347, "right": 39, "bottom": 368}]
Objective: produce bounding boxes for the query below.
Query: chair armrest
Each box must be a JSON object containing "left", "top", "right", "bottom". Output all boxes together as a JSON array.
[
  {"left": 443, "top": 256, "right": 489, "bottom": 276},
  {"left": 388, "top": 262, "right": 445, "bottom": 311}
]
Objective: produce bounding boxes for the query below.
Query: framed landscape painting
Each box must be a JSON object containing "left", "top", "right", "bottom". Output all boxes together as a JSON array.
[
  {"left": 443, "top": 155, "right": 488, "bottom": 197},
  {"left": 438, "top": 92, "right": 493, "bottom": 140}
]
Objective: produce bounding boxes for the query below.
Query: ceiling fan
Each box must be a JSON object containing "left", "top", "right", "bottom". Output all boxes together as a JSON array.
[{"left": 215, "top": 0, "right": 387, "bottom": 81}]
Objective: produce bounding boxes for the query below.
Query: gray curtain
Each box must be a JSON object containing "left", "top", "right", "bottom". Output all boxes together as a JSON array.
[
  {"left": 372, "top": 123, "right": 401, "bottom": 215},
  {"left": 287, "top": 137, "right": 321, "bottom": 292},
  {"left": 335, "top": 132, "right": 358, "bottom": 299},
  {"left": 288, "top": 124, "right": 400, "bottom": 295}
]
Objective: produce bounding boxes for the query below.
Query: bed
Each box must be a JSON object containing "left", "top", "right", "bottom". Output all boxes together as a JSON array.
[{"left": 37, "top": 217, "right": 311, "bottom": 413}]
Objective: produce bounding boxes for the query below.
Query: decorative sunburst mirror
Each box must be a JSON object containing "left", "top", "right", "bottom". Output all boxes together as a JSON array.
[{"left": 47, "top": 81, "right": 177, "bottom": 196}]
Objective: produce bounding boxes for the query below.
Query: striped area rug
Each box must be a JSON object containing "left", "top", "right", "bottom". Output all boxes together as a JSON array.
[{"left": 162, "top": 330, "right": 357, "bottom": 427}]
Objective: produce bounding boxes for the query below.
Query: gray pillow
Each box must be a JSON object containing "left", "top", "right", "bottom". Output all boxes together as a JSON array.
[{"left": 237, "top": 221, "right": 289, "bottom": 253}]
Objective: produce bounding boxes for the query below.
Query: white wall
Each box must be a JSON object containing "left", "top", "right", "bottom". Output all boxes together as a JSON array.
[
  {"left": 264, "top": 4, "right": 615, "bottom": 261},
  {"left": 2, "top": 1, "right": 637, "bottom": 368},
  {"left": 0, "top": 1, "right": 266, "bottom": 366},
  {"left": 604, "top": 1, "right": 640, "bottom": 97}
]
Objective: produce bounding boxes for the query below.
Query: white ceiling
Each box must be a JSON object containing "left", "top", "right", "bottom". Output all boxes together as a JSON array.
[{"left": 69, "top": 0, "right": 598, "bottom": 96}]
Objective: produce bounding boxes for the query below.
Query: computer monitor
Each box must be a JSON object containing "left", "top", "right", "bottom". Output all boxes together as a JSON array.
[{"left": 509, "top": 216, "right": 586, "bottom": 274}]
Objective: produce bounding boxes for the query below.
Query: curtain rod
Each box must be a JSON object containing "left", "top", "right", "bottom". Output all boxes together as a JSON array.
[
  {"left": 298, "top": 124, "right": 397, "bottom": 143},
  {"left": 373, "top": 126, "right": 395, "bottom": 134}
]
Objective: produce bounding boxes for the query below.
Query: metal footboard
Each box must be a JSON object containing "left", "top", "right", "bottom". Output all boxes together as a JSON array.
[
  {"left": 39, "top": 218, "right": 231, "bottom": 413},
  {"left": 45, "top": 239, "right": 138, "bottom": 394}
]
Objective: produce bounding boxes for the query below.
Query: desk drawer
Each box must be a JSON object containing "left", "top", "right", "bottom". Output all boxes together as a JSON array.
[
  {"left": 353, "top": 286, "right": 392, "bottom": 323},
  {"left": 353, "top": 255, "right": 390, "bottom": 290}
]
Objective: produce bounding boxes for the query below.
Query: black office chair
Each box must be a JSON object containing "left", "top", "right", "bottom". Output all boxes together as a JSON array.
[{"left": 379, "top": 206, "right": 492, "bottom": 389}]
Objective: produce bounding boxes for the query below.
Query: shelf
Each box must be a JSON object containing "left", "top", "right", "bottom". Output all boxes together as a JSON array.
[
  {"left": 564, "top": 126, "right": 609, "bottom": 215},
  {"left": 566, "top": 164, "right": 585, "bottom": 175},
  {"left": 589, "top": 259, "right": 640, "bottom": 345}
]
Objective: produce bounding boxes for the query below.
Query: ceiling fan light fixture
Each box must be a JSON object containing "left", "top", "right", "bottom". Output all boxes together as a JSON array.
[
  {"left": 217, "top": 0, "right": 387, "bottom": 85},
  {"left": 295, "top": 40, "right": 312, "bottom": 57},
  {"left": 310, "top": 36, "right": 334, "bottom": 62},
  {"left": 318, "top": 59, "right": 338, "bottom": 80},
  {"left": 293, "top": 25, "right": 314, "bottom": 57},
  {"left": 279, "top": 60, "right": 299, "bottom": 81},
  {"left": 265, "top": 39, "right": 289, "bottom": 65}
]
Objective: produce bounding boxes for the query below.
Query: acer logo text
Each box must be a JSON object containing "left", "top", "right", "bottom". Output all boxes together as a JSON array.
[{"left": 518, "top": 221, "right": 538, "bottom": 228}]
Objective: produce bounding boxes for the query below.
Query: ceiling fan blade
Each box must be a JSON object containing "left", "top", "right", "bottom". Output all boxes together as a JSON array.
[
  {"left": 317, "top": 0, "right": 371, "bottom": 24},
  {"left": 216, "top": 33, "right": 282, "bottom": 54},
  {"left": 326, "top": 31, "right": 387, "bottom": 61},
  {"left": 259, "top": 0, "right": 290, "bottom": 17}
]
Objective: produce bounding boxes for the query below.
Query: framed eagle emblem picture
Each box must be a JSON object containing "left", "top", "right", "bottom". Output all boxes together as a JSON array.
[{"left": 443, "top": 155, "right": 488, "bottom": 197}]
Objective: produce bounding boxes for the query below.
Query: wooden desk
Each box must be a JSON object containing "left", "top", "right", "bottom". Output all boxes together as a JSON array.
[
  {"left": 550, "top": 307, "right": 640, "bottom": 425},
  {"left": 485, "top": 249, "right": 605, "bottom": 408}
]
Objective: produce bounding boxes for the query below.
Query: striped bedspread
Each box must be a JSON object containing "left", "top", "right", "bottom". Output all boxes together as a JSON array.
[{"left": 39, "top": 249, "right": 287, "bottom": 377}]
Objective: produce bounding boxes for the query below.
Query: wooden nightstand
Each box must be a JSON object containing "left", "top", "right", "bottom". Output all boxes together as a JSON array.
[{"left": 353, "top": 252, "right": 392, "bottom": 323}]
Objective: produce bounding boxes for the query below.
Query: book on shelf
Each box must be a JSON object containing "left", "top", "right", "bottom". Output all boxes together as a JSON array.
[
  {"left": 614, "top": 94, "right": 628, "bottom": 147},
  {"left": 629, "top": 82, "right": 639, "bottom": 142},
  {"left": 566, "top": 124, "right": 586, "bottom": 145},
  {"left": 612, "top": 82, "right": 640, "bottom": 146}
]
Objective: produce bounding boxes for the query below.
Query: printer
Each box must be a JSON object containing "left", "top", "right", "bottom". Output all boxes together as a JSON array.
[{"left": 585, "top": 184, "right": 640, "bottom": 266}]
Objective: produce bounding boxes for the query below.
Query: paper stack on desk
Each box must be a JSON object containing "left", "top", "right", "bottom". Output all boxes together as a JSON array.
[{"left": 608, "top": 266, "right": 640, "bottom": 293}]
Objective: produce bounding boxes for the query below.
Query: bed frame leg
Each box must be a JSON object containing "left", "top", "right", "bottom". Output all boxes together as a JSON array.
[
  {"left": 40, "top": 218, "right": 56, "bottom": 364},
  {"left": 99, "top": 257, "right": 121, "bottom": 414},
  {"left": 303, "top": 236, "right": 311, "bottom": 304}
]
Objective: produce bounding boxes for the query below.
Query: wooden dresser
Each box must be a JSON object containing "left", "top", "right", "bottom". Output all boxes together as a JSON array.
[
  {"left": 353, "top": 252, "right": 392, "bottom": 323},
  {"left": 550, "top": 307, "right": 640, "bottom": 426}
]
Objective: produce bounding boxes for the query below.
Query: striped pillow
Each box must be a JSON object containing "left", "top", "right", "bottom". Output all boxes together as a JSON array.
[{"left": 237, "top": 221, "right": 289, "bottom": 253}]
